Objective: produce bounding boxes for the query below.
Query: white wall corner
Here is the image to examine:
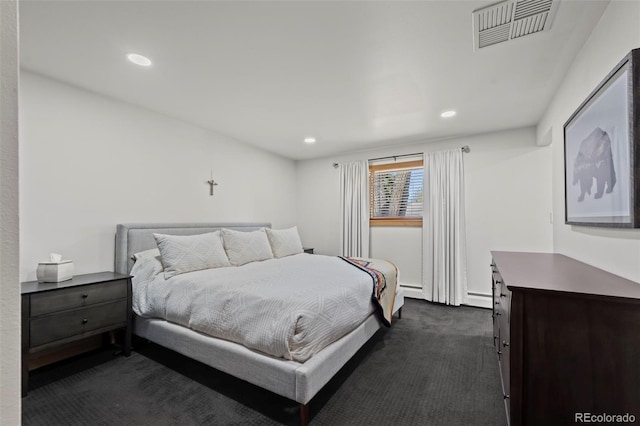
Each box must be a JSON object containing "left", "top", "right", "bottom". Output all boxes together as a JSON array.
[{"left": 536, "top": 126, "right": 553, "bottom": 147}]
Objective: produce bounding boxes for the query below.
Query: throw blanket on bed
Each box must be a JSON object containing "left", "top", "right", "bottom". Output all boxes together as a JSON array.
[
  {"left": 131, "top": 253, "right": 400, "bottom": 362},
  {"left": 340, "top": 257, "right": 398, "bottom": 326}
]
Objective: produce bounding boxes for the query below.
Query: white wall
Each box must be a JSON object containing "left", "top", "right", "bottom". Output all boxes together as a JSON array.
[
  {"left": 537, "top": 0, "right": 640, "bottom": 283},
  {"left": 0, "top": 0, "right": 21, "bottom": 423},
  {"left": 20, "top": 72, "right": 297, "bottom": 281},
  {"left": 296, "top": 127, "right": 553, "bottom": 305}
]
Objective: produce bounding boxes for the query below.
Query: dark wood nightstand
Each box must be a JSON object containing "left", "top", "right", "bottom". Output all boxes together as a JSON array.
[
  {"left": 303, "top": 248, "right": 314, "bottom": 254},
  {"left": 21, "top": 271, "right": 132, "bottom": 396}
]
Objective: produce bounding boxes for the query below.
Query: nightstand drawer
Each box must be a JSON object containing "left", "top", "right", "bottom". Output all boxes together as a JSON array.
[
  {"left": 22, "top": 272, "right": 133, "bottom": 396},
  {"left": 30, "top": 300, "right": 128, "bottom": 348},
  {"left": 30, "top": 279, "right": 127, "bottom": 316}
]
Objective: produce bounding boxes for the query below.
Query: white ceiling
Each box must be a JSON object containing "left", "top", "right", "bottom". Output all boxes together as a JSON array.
[{"left": 19, "top": 0, "right": 609, "bottom": 160}]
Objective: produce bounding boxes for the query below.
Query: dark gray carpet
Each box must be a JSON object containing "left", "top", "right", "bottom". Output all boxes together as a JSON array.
[{"left": 23, "top": 299, "right": 506, "bottom": 426}]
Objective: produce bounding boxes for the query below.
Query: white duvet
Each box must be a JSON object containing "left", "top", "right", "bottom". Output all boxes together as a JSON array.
[{"left": 131, "top": 253, "right": 375, "bottom": 362}]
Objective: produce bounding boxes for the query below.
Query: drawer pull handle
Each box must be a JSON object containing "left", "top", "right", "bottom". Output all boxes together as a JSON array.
[
  {"left": 500, "top": 293, "right": 507, "bottom": 297},
  {"left": 495, "top": 312, "right": 501, "bottom": 316},
  {"left": 81, "top": 294, "right": 89, "bottom": 299},
  {"left": 495, "top": 301, "right": 500, "bottom": 305},
  {"left": 497, "top": 350, "right": 502, "bottom": 355},
  {"left": 503, "top": 341, "right": 510, "bottom": 347},
  {"left": 504, "top": 394, "right": 510, "bottom": 400},
  {"left": 82, "top": 318, "right": 88, "bottom": 324},
  {"left": 495, "top": 280, "right": 502, "bottom": 284}
]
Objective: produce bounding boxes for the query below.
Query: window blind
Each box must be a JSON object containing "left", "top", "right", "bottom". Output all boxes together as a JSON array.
[{"left": 370, "top": 164, "right": 424, "bottom": 219}]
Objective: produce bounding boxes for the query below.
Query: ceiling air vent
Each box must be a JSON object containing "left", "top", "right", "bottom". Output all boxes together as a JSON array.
[{"left": 472, "top": 0, "right": 559, "bottom": 50}]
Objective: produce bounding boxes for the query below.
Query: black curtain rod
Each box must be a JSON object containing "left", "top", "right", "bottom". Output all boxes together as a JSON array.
[
  {"left": 367, "top": 152, "right": 423, "bottom": 162},
  {"left": 332, "top": 145, "right": 469, "bottom": 168}
]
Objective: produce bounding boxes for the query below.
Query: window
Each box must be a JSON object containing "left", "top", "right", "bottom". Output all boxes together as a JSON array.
[{"left": 369, "top": 160, "right": 424, "bottom": 226}]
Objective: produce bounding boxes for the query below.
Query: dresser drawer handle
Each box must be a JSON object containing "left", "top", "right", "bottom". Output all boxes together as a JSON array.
[
  {"left": 495, "top": 300, "right": 500, "bottom": 305},
  {"left": 504, "top": 394, "right": 510, "bottom": 400},
  {"left": 495, "top": 312, "right": 501, "bottom": 316},
  {"left": 500, "top": 293, "right": 507, "bottom": 297},
  {"left": 82, "top": 318, "right": 89, "bottom": 324},
  {"left": 497, "top": 350, "right": 502, "bottom": 355},
  {"left": 495, "top": 280, "right": 502, "bottom": 284},
  {"left": 503, "top": 341, "right": 510, "bottom": 347},
  {"left": 81, "top": 294, "right": 89, "bottom": 299}
]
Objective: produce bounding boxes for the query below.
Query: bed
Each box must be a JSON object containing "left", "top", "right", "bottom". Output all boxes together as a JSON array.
[{"left": 114, "top": 222, "right": 404, "bottom": 425}]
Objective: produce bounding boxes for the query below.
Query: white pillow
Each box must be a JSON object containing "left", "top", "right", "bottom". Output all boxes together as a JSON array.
[
  {"left": 265, "top": 226, "right": 304, "bottom": 258},
  {"left": 222, "top": 228, "right": 274, "bottom": 266},
  {"left": 153, "top": 231, "right": 230, "bottom": 278}
]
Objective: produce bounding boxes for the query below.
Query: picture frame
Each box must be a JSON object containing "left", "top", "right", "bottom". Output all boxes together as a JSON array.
[{"left": 564, "top": 48, "right": 640, "bottom": 228}]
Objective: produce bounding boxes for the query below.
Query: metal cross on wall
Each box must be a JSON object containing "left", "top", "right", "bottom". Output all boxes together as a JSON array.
[
  {"left": 207, "top": 170, "right": 218, "bottom": 196},
  {"left": 207, "top": 179, "right": 218, "bottom": 196}
]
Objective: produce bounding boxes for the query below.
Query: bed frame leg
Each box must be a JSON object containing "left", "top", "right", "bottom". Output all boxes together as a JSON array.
[{"left": 300, "top": 403, "right": 309, "bottom": 426}]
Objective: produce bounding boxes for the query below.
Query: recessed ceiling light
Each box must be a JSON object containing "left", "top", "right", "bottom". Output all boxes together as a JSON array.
[
  {"left": 304, "top": 137, "right": 316, "bottom": 144},
  {"left": 440, "top": 110, "right": 457, "bottom": 118},
  {"left": 127, "top": 53, "right": 152, "bottom": 67}
]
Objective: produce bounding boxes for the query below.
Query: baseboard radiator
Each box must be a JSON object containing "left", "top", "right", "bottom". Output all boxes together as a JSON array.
[{"left": 399, "top": 285, "right": 492, "bottom": 309}]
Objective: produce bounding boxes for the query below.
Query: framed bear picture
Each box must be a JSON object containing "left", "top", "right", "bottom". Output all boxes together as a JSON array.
[{"left": 564, "top": 48, "right": 640, "bottom": 228}]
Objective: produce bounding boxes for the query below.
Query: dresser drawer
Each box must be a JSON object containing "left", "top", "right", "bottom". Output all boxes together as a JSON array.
[
  {"left": 30, "top": 279, "right": 127, "bottom": 316},
  {"left": 498, "top": 281, "right": 511, "bottom": 332},
  {"left": 30, "top": 300, "right": 127, "bottom": 348},
  {"left": 498, "top": 341, "right": 511, "bottom": 421},
  {"left": 498, "top": 335, "right": 511, "bottom": 396},
  {"left": 491, "top": 265, "right": 501, "bottom": 346}
]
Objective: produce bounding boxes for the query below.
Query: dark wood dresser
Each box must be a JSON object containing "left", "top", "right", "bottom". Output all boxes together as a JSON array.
[
  {"left": 491, "top": 251, "right": 640, "bottom": 426},
  {"left": 21, "top": 272, "right": 132, "bottom": 396}
]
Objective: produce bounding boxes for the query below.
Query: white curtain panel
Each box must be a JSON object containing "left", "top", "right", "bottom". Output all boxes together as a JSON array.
[
  {"left": 422, "top": 149, "right": 468, "bottom": 306},
  {"left": 339, "top": 161, "right": 370, "bottom": 258}
]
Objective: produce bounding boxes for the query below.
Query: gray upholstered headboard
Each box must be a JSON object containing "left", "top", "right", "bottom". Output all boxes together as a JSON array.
[{"left": 114, "top": 222, "right": 271, "bottom": 275}]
